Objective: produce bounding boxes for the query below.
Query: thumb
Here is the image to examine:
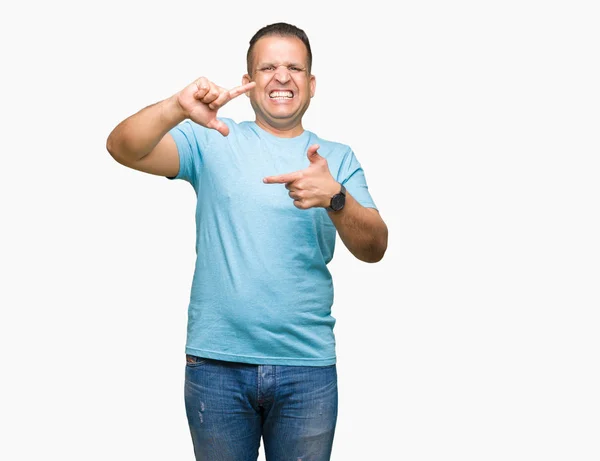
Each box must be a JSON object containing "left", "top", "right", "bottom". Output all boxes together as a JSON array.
[
  {"left": 208, "top": 119, "right": 230, "bottom": 137},
  {"left": 307, "top": 144, "right": 321, "bottom": 163}
]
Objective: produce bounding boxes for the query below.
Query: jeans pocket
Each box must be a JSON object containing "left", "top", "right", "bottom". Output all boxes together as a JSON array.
[{"left": 185, "top": 354, "right": 209, "bottom": 367}]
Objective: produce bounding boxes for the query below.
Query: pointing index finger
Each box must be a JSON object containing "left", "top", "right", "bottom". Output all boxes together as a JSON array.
[
  {"left": 228, "top": 81, "right": 256, "bottom": 99},
  {"left": 263, "top": 171, "right": 302, "bottom": 184}
]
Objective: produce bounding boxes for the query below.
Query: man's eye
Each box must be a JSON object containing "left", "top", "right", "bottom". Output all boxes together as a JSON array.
[
  {"left": 290, "top": 67, "right": 302, "bottom": 71},
  {"left": 262, "top": 66, "right": 275, "bottom": 71}
]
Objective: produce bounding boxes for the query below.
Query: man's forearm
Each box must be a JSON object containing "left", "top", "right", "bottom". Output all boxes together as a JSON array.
[
  {"left": 106, "top": 95, "right": 186, "bottom": 163},
  {"left": 328, "top": 192, "right": 388, "bottom": 263}
]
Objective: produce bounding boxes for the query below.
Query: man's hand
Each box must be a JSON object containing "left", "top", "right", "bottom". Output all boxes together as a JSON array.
[
  {"left": 176, "top": 77, "right": 256, "bottom": 136},
  {"left": 263, "top": 144, "right": 340, "bottom": 210}
]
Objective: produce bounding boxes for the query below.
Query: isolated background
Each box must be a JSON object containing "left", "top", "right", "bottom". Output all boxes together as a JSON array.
[{"left": 1, "top": 0, "right": 598, "bottom": 460}]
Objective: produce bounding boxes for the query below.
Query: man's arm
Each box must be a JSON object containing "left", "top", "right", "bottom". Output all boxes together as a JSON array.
[
  {"left": 106, "top": 95, "right": 184, "bottom": 177},
  {"left": 106, "top": 77, "right": 256, "bottom": 176},
  {"left": 327, "top": 192, "right": 388, "bottom": 263}
]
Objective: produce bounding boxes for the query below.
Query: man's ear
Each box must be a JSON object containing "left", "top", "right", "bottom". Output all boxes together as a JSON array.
[
  {"left": 310, "top": 74, "right": 316, "bottom": 98},
  {"left": 242, "top": 74, "right": 252, "bottom": 97}
]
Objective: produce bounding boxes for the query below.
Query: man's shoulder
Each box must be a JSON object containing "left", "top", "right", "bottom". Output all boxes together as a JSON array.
[
  {"left": 218, "top": 117, "right": 245, "bottom": 129},
  {"left": 219, "top": 118, "right": 257, "bottom": 138},
  {"left": 307, "top": 131, "right": 352, "bottom": 156}
]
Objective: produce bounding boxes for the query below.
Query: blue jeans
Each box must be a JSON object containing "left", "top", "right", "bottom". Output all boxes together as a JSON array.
[{"left": 184, "top": 355, "right": 338, "bottom": 461}]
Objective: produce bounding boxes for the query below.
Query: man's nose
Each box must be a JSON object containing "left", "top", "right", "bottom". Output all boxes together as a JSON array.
[{"left": 274, "top": 66, "right": 291, "bottom": 84}]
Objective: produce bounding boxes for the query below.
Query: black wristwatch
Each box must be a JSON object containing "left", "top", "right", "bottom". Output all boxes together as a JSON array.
[{"left": 327, "top": 183, "right": 346, "bottom": 212}]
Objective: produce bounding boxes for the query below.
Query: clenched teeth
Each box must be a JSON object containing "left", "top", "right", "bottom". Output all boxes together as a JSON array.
[{"left": 269, "top": 91, "right": 293, "bottom": 99}]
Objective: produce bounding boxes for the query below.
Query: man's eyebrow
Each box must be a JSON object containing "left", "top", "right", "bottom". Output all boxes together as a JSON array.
[{"left": 257, "top": 62, "right": 305, "bottom": 68}]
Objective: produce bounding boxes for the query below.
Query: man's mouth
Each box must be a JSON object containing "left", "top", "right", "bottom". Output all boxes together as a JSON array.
[{"left": 269, "top": 90, "right": 294, "bottom": 100}]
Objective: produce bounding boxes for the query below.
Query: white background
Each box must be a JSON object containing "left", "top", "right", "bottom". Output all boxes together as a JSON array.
[{"left": 1, "top": 0, "right": 599, "bottom": 460}]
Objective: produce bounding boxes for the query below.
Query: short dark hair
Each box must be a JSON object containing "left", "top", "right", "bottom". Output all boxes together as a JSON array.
[{"left": 246, "top": 22, "right": 313, "bottom": 75}]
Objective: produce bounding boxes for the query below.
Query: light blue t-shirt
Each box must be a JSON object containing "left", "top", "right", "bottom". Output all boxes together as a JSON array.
[{"left": 168, "top": 118, "right": 377, "bottom": 366}]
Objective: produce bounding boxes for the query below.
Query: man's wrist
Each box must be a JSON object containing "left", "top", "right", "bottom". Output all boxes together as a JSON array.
[
  {"left": 326, "top": 182, "right": 346, "bottom": 212},
  {"left": 164, "top": 94, "right": 189, "bottom": 124}
]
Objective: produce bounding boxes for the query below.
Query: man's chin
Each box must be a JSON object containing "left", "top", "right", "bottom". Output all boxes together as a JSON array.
[
  {"left": 264, "top": 111, "right": 299, "bottom": 123},
  {"left": 266, "top": 106, "right": 309, "bottom": 121}
]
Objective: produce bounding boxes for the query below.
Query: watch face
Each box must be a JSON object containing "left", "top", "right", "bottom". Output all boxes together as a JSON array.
[{"left": 331, "top": 193, "right": 345, "bottom": 211}]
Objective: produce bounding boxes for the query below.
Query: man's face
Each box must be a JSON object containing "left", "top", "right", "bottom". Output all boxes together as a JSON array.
[{"left": 243, "top": 35, "right": 315, "bottom": 135}]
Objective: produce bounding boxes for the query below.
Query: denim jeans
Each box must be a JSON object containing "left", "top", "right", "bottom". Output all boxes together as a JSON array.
[{"left": 184, "top": 355, "right": 338, "bottom": 461}]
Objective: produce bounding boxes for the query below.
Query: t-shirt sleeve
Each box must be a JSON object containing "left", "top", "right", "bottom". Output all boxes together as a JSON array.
[
  {"left": 338, "top": 149, "right": 378, "bottom": 210},
  {"left": 165, "top": 120, "right": 205, "bottom": 188}
]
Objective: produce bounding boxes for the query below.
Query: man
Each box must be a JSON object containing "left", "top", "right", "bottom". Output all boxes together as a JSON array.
[{"left": 106, "top": 22, "right": 387, "bottom": 461}]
